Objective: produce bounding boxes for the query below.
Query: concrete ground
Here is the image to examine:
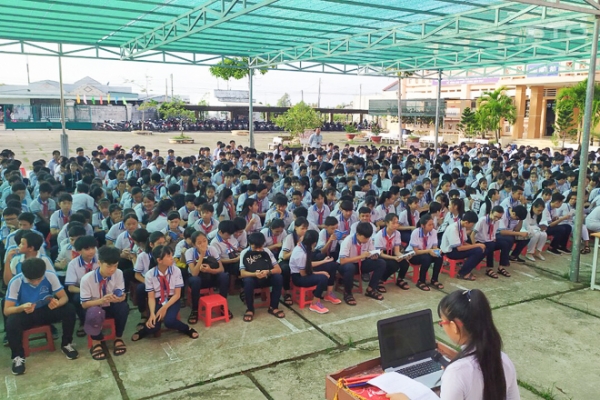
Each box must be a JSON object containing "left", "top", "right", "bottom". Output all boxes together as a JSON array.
[{"left": 0, "top": 129, "right": 598, "bottom": 399}]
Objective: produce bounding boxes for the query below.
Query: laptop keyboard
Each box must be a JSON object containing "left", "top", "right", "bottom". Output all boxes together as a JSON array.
[{"left": 397, "top": 360, "right": 441, "bottom": 379}]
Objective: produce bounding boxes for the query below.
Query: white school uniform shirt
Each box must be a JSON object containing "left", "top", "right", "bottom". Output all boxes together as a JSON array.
[
  {"left": 106, "top": 221, "right": 126, "bottom": 242},
  {"left": 114, "top": 230, "right": 136, "bottom": 251},
  {"left": 316, "top": 229, "right": 339, "bottom": 253},
  {"left": 440, "top": 221, "right": 466, "bottom": 254},
  {"left": 210, "top": 234, "right": 240, "bottom": 260},
  {"left": 541, "top": 204, "right": 560, "bottom": 227},
  {"left": 10, "top": 253, "right": 55, "bottom": 276},
  {"left": 265, "top": 208, "right": 293, "bottom": 229},
  {"left": 80, "top": 268, "right": 125, "bottom": 302},
  {"left": 146, "top": 215, "right": 168, "bottom": 233},
  {"left": 192, "top": 217, "right": 218, "bottom": 236},
  {"left": 249, "top": 194, "right": 270, "bottom": 215},
  {"left": 260, "top": 227, "right": 286, "bottom": 247},
  {"left": 473, "top": 215, "right": 499, "bottom": 243},
  {"left": 307, "top": 204, "right": 331, "bottom": 227},
  {"left": 288, "top": 244, "right": 311, "bottom": 274},
  {"left": 239, "top": 247, "right": 278, "bottom": 271},
  {"left": 242, "top": 213, "right": 262, "bottom": 233},
  {"left": 406, "top": 227, "right": 438, "bottom": 252},
  {"left": 178, "top": 205, "right": 194, "bottom": 221},
  {"left": 497, "top": 208, "right": 520, "bottom": 233},
  {"left": 373, "top": 203, "right": 394, "bottom": 223},
  {"left": 349, "top": 221, "right": 377, "bottom": 236},
  {"left": 558, "top": 203, "right": 576, "bottom": 226},
  {"left": 29, "top": 197, "right": 57, "bottom": 223},
  {"left": 398, "top": 209, "right": 419, "bottom": 228},
  {"left": 50, "top": 209, "right": 72, "bottom": 231},
  {"left": 373, "top": 228, "right": 402, "bottom": 255},
  {"left": 440, "top": 352, "right": 519, "bottom": 400},
  {"left": 185, "top": 246, "right": 221, "bottom": 273},
  {"left": 65, "top": 256, "right": 99, "bottom": 287},
  {"left": 338, "top": 233, "right": 375, "bottom": 263},
  {"left": 134, "top": 251, "right": 154, "bottom": 276},
  {"left": 71, "top": 193, "right": 95, "bottom": 212},
  {"left": 174, "top": 240, "right": 191, "bottom": 260},
  {"left": 91, "top": 212, "right": 108, "bottom": 229},
  {"left": 57, "top": 222, "right": 94, "bottom": 245},
  {"left": 333, "top": 212, "right": 357, "bottom": 235},
  {"left": 145, "top": 266, "right": 184, "bottom": 300},
  {"left": 438, "top": 212, "right": 460, "bottom": 234}
]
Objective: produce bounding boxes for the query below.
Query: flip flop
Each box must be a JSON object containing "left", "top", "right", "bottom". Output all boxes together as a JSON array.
[
  {"left": 90, "top": 344, "right": 106, "bottom": 361},
  {"left": 113, "top": 339, "right": 127, "bottom": 356}
]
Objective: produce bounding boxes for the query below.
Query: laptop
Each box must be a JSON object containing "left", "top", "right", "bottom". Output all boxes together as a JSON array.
[{"left": 377, "top": 309, "right": 444, "bottom": 388}]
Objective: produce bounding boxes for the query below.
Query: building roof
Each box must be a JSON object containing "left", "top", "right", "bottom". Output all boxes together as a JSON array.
[{"left": 0, "top": 76, "right": 138, "bottom": 100}]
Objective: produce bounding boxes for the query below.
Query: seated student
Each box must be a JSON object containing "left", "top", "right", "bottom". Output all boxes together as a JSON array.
[
  {"left": 496, "top": 205, "right": 530, "bottom": 275},
  {"left": 8, "top": 231, "right": 55, "bottom": 279},
  {"left": 374, "top": 191, "right": 396, "bottom": 228},
  {"left": 350, "top": 207, "right": 377, "bottom": 236},
  {"left": 80, "top": 246, "right": 128, "bottom": 360},
  {"left": 373, "top": 213, "right": 411, "bottom": 291},
  {"left": 338, "top": 222, "right": 386, "bottom": 305},
  {"left": 289, "top": 230, "right": 340, "bottom": 314},
  {"left": 5, "top": 258, "right": 79, "bottom": 375},
  {"left": 187, "top": 196, "right": 205, "bottom": 227},
  {"left": 265, "top": 194, "right": 293, "bottom": 229},
  {"left": 232, "top": 216, "right": 249, "bottom": 249},
  {"left": 29, "top": 182, "right": 56, "bottom": 238},
  {"left": 524, "top": 199, "right": 548, "bottom": 262},
  {"left": 186, "top": 231, "right": 230, "bottom": 324},
  {"left": 72, "top": 183, "right": 95, "bottom": 212},
  {"left": 5, "top": 212, "right": 45, "bottom": 249},
  {"left": 133, "top": 230, "right": 164, "bottom": 326},
  {"left": 316, "top": 216, "right": 341, "bottom": 259},
  {"left": 65, "top": 236, "right": 99, "bottom": 337},
  {"left": 57, "top": 213, "right": 94, "bottom": 247},
  {"left": 437, "top": 198, "right": 464, "bottom": 244},
  {"left": 193, "top": 203, "right": 219, "bottom": 235},
  {"left": 112, "top": 213, "right": 141, "bottom": 288},
  {"left": 101, "top": 204, "right": 123, "bottom": 233},
  {"left": 472, "top": 206, "right": 508, "bottom": 279},
  {"left": 239, "top": 232, "right": 285, "bottom": 321},
  {"left": 210, "top": 220, "right": 241, "bottom": 294},
  {"left": 542, "top": 193, "right": 572, "bottom": 255},
  {"left": 307, "top": 189, "right": 330, "bottom": 229},
  {"left": 440, "top": 211, "right": 486, "bottom": 281},
  {"left": 239, "top": 198, "right": 262, "bottom": 233},
  {"left": 288, "top": 206, "right": 318, "bottom": 234},
  {"left": 146, "top": 199, "right": 175, "bottom": 233},
  {"left": 279, "top": 216, "right": 309, "bottom": 306},
  {"left": 260, "top": 218, "right": 286, "bottom": 258},
  {"left": 333, "top": 200, "right": 358, "bottom": 239},
  {"left": 387, "top": 289, "right": 519, "bottom": 400},
  {"left": 54, "top": 224, "right": 87, "bottom": 272},
  {"left": 160, "top": 212, "right": 184, "bottom": 251},
  {"left": 131, "top": 245, "right": 198, "bottom": 341},
  {"left": 135, "top": 192, "right": 156, "bottom": 227},
  {"left": 561, "top": 192, "right": 590, "bottom": 253},
  {"left": 178, "top": 194, "right": 197, "bottom": 225},
  {"left": 406, "top": 214, "right": 444, "bottom": 291},
  {"left": 397, "top": 196, "right": 420, "bottom": 244}
]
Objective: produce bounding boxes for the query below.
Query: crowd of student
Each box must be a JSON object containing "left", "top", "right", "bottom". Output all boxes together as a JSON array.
[{"left": 0, "top": 139, "right": 589, "bottom": 376}]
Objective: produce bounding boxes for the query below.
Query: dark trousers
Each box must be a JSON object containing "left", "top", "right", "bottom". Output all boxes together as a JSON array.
[
  {"left": 279, "top": 260, "right": 291, "bottom": 291},
  {"left": 445, "top": 247, "right": 485, "bottom": 276},
  {"left": 138, "top": 300, "right": 187, "bottom": 335},
  {"left": 242, "top": 274, "right": 283, "bottom": 311},
  {"left": 312, "top": 260, "right": 339, "bottom": 286},
  {"left": 399, "top": 231, "right": 411, "bottom": 244},
  {"left": 339, "top": 258, "right": 386, "bottom": 294},
  {"left": 546, "top": 225, "right": 572, "bottom": 249},
  {"left": 188, "top": 272, "right": 229, "bottom": 311},
  {"left": 6, "top": 303, "right": 76, "bottom": 359},
  {"left": 118, "top": 259, "right": 134, "bottom": 292},
  {"left": 292, "top": 273, "right": 329, "bottom": 299},
  {"left": 135, "top": 283, "right": 148, "bottom": 313},
  {"left": 409, "top": 253, "right": 442, "bottom": 282},
  {"left": 89, "top": 301, "right": 129, "bottom": 341},
  {"left": 382, "top": 258, "right": 409, "bottom": 282},
  {"left": 94, "top": 231, "right": 107, "bottom": 248},
  {"left": 482, "top": 240, "right": 510, "bottom": 268},
  {"left": 69, "top": 292, "right": 85, "bottom": 324},
  {"left": 496, "top": 235, "right": 530, "bottom": 261}
]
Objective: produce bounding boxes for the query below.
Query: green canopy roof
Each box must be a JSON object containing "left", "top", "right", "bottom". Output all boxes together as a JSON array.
[{"left": 0, "top": 0, "right": 598, "bottom": 76}]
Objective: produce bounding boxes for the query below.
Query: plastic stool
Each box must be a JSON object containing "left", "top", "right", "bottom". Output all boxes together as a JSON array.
[
  {"left": 198, "top": 294, "right": 230, "bottom": 327},
  {"left": 253, "top": 287, "right": 271, "bottom": 308},
  {"left": 185, "top": 286, "right": 214, "bottom": 307},
  {"left": 441, "top": 256, "right": 461, "bottom": 278},
  {"left": 290, "top": 284, "right": 316, "bottom": 309},
  {"left": 406, "top": 263, "right": 429, "bottom": 283},
  {"left": 129, "top": 282, "right": 138, "bottom": 306},
  {"left": 23, "top": 325, "right": 55, "bottom": 357},
  {"left": 87, "top": 318, "right": 116, "bottom": 348},
  {"left": 383, "top": 271, "right": 397, "bottom": 285}
]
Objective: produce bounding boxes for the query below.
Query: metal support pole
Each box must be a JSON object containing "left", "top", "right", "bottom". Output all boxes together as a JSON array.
[
  {"left": 397, "top": 77, "right": 403, "bottom": 147},
  {"left": 434, "top": 70, "right": 442, "bottom": 156},
  {"left": 571, "top": 16, "right": 600, "bottom": 282},
  {"left": 248, "top": 69, "right": 255, "bottom": 149},
  {"left": 58, "top": 53, "right": 69, "bottom": 157}
]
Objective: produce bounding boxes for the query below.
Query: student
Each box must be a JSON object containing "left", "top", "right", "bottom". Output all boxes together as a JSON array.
[
  {"left": 215, "top": 188, "right": 236, "bottom": 221},
  {"left": 307, "top": 189, "right": 330, "bottom": 229},
  {"left": 350, "top": 207, "right": 377, "bottom": 236},
  {"left": 131, "top": 245, "right": 198, "bottom": 341},
  {"left": 133, "top": 230, "right": 163, "bottom": 324},
  {"left": 373, "top": 213, "right": 411, "bottom": 291},
  {"left": 72, "top": 183, "right": 95, "bottom": 212},
  {"left": 80, "top": 246, "right": 129, "bottom": 360},
  {"left": 479, "top": 189, "right": 500, "bottom": 218},
  {"left": 289, "top": 230, "right": 340, "bottom": 314},
  {"left": 333, "top": 200, "right": 357, "bottom": 238},
  {"left": 524, "top": 199, "right": 548, "bottom": 262},
  {"left": 265, "top": 194, "right": 293, "bottom": 229},
  {"left": 338, "top": 222, "right": 386, "bottom": 305},
  {"left": 374, "top": 191, "right": 395, "bottom": 227},
  {"left": 8, "top": 231, "right": 55, "bottom": 279},
  {"left": 239, "top": 198, "right": 262, "bottom": 233},
  {"left": 496, "top": 205, "right": 530, "bottom": 274},
  {"left": 260, "top": 218, "right": 286, "bottom": 257},
  {"left": 472, "top": 205, "right": 508, "bottom": 279},
  {"left": 441, "top": 211, "right": 486, "bottom": 281},
  {"left": 316, "top": 216, "right": 340, "bottom": 259},
  {"left": 29, "top": 182, "right": 56, "bottom": 237},
  {"left": 161, "top": 212, "right": 184, "bottom": 251},
  {"left": 561, "top": 192, "right": 590, "bottom": 254},
  {"left": 437, "top": 198, "right": 464, "bottom": 244},
  {"left": 5, "top": 258, "right": 79, "bottom": 375},
  {"left": 146, "top": 199, "right": 174, "bottom": 233},
  {"left": 387, "top": 289, "right": 519, "bottom": 400},
  {"left": 101, "top": 204, "right": 123, "bottom": 232},
  {"left": 112, "top": 213, "right": 140, "bottom": 289},
  {"left": 279, "top": 217, "right": 309, "bottom": 306},
  {"left": 397, "top": 196, "right": 420, "bottom": 244},
  {"left": 406, "top": 214, "right": 443, "bottom": 291},
  {"left": 210, "top": 220, "right": 241, "bottom": 294},
  {"left": 240, "top": 232, "right": 285, "bottom": 321},
  {"left": 186, "top": 231, "right": 230, "bottom": 324},
  {"left": 65, "top": 235, "right": 99, "bottom": 336},
  {"left": 193, "top": 203, "right": 219, "bottom": 235},
  {"left": 542, "top": 193, "right": 572, "bottom": 254}
]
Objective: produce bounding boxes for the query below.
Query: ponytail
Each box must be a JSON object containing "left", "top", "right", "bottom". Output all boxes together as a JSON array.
[
  {"left": 301, "top": 230, "right": 319, "bottom": 275},
  {"left": 484, "top": 189, "right": 498, "bottom": 216}
]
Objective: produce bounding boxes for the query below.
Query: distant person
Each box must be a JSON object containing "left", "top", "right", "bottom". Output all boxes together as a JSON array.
[{"left": 308, "top": 128, "right": 322, "bottom": 149}]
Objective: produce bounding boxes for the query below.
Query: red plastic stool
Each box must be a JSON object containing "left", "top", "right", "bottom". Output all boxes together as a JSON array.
[
  {"left": 253, "top": 287, "right": 271, "bottom": 308},
  {"left": 22, "top": 325, "right": 55, "bottom": 357},
  {"left": 198, "top": 294, "right": 230, "bottom": 327},
  {"left": 406, "top": 263, "right": 429, "bottom": 283},
  {"left": 383, "top": 271, "right": 397, "bottom": 285},
  {"left": 87, "top": 318, "right": 116, "bottom": 348},
  {"left": 290, "top": 284, "right": 316, "bottom": 309},
  {"left": 441, "top": 256, "right": 461, "bottom": 278},
  {"left": 129, "top": 282, "right": 138, "bottom": 306},
  {"left": 185, "top": 286, "right": 214, "bottom": 307}
]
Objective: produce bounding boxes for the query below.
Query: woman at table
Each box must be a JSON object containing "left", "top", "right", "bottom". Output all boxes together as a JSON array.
[{"left": 386, "top": 289, "right": 519, "bottom": 400}]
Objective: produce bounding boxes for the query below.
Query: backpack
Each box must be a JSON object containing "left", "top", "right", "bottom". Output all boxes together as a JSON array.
[{"left": 242, "top": 250, "right": 272, "bottom": 273}]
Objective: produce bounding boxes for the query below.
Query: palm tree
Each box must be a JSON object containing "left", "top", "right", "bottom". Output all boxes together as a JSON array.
[
  {"left": 556, "top": 79, "right": 600, "bottom": 144},
  {"left": 476, "top": 86, "right": 517, "bottom": 142}
]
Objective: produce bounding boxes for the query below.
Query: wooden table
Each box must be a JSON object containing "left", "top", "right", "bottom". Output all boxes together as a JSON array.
[{"left": 590, "top": 232, "right": 600, "bottom": 290}]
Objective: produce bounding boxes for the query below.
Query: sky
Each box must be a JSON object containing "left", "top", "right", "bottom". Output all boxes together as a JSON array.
[{"left": 0, "top": 53, "right": 395, "bottom": 108}]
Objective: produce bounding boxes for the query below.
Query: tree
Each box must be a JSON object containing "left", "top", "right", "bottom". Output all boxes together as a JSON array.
[
  {"left": 208, "top": 57, "right": 269, "bottom": 81},
  {"left": 557, "top": 79, "right": 600, "bottom": 144},
  {"left": 197, "top": 99, "right": 209, "bottom": 120},
  {"left": 477, "top": 86, "right": 517, "bottom": 142},
  {"left": 274, "top": 101, "right": 322, "bottom": 138},
  {"left": 137, "top": 99, "right": 158, "bottom": 131},
  {"left": 276, "top": 93, "right": 292, "bottom": 107},
  {"left": 553, "top": 104, "right": 577, "bottom": 148},
  {"left": 456, "top": 107, "right": 478, "bottom": 138},
  {"left": 158, "top": 99, "right": 195, "bottom": 121}
]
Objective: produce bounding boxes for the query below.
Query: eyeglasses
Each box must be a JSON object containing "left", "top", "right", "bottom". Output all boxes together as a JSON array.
[{"left": 438, "top": 320, "right": 451, "bottom": 327}]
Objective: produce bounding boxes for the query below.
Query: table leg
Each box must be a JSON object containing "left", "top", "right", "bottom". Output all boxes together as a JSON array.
[{"left": 591, "top": 236, "right": 599, "bottom": 290}]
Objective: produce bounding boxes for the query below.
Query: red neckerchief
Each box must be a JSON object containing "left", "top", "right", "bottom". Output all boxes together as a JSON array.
[
  {"left": 225, "top": 202, "right": 235, "bottom": 220},
  {"left": 200, "top": 219, "right": 213, "bottom": 233},
  {"left": 316, "top": 206, "right": 324, "bottom": 225},
  {"left": 487, "top": 215, "right": 494, "bottom": 240},
  {"left": 457, "top": 221, "right": 464, "bottom": 244},
  {"left": 83, "top": 257, "right": 94, "bottom": 273},
  {"left": 383, "top": 228, "right": 395, "bottom": 254},
  {"left": 158, "top": 269, "right": 170, "bottom": 304},
  {"left": 420, "top": 228, "right": 428, "bottom": 249},
  {"left": 271, "top": 230, "right": 278, "bottom": 244},
  {"left": 353, "top": 235, "right": 362, "bottom": 268},
  {"left": 71, "top": 250, "right": 80, "bottom": 259}
]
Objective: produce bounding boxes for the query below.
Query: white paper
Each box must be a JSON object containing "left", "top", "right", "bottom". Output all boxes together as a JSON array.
[
  {"left": 399, "top": 251, "right": 415, "bottom": 260},
  {"left": 367, "top": 372, "right": 438, "bottom": 400},
  {"left": 369, "top": 249, "right": 381, "bottom": 256}
]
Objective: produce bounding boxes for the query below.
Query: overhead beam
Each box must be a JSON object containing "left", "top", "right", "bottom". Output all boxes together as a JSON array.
[
  {"left": 120, "top": 0, "right": 279, "bottom": 59},
  {"left": 511, "top": 0, "right": 600, "bottom": 14}
]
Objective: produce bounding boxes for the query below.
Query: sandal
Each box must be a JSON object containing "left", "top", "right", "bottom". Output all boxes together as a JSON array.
[
  {"left": 76, "top": 327, "right": 86, "bottom": 337},
  {"left": 365, "top": 289, "right": 384, "bottom": 301},
  {"left": 416, "top": 281, "right": 430, "bottom": 291},
  {"left": 268, "top": 307, "right": 285, "bottom": 319},
  {"left": 113, "top": 339, "right": 127, "bottom": 356},
  {"left": 184, "top": 328, "right": 199, "bottom": 339},
  {"left": 430, "top": 280, "right": 444, "bottom": 290},
  {"left": 582, "top": 246, "right": 591, "bottom": 254},
  {"left": 243, "top": 310, "right": 254, "bottom": 322},
  {"left": 220, "top": 306, "right": 233, "bottom": 320},
  {"left": 497, "top": 267, "right": 511, "bottom": 277},
  {"left": 485, "top": 269, "right": 499, "bottom": 279},
  {"left": 283, "top": 294, "right": 293, "bottom": 306},
  {"left": 458, "top": 273, "right": 476, "bottom": 281},
  {"left": 395, "top": 279, "right": 410, "bottom": 290},
  {"left": 131, "top": 330, "right": 147, "bottom": 342},
  {"left": 239, "top": 291, "right": 246, "bottom": 304},
  {"left": 135, "top": 318, "right": 148, "bottom": 331},
  {"left": 90, "top": 344, "right": 106, "bottom": 361},
  {"left": 343, "top": 293, "right": 357, "bottom": 306},
  {"left": 377, "top": 282, "right": 387, "bottom": 293},
  {"left": 187, "top": 311, "right": 198, "bottom": 325}
]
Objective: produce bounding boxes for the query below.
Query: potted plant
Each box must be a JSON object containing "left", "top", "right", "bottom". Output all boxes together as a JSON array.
[
  {"left": 344, "top": 124, "right": 358, "bottom": 140},
  {"left": 169, "top": 130, "right": 195, "bottom": 144},
  {"left": 406, "top": 135, "right": 420, "bottom": 146},
  {"left": 370, "top": 124, "right": 382, "bottom": 143}
]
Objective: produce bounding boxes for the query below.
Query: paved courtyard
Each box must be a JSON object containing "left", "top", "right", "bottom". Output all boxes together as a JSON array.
[{"left": 0, "top": 128, "right": 598, "bottom": 400}]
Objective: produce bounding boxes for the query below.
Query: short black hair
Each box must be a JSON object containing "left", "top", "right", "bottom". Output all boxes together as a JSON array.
[
  {"left": 462, "top": 211, "right": 479, "bottom": 224},
  {"left": 18, "top": 212, "right": 35, "bottom": 225},
  {"left": 355, "top": 222, "right": 373, "bottom": 238},
  {"left": 248, "top": 232, "right": 266, "bottom": 248},
  {"left": 218, "top": 220, "right": 237, "bottom": 235},
  {"left": 22, "top": 231, "right": 43, "bottom": 251},
  {"left": 512, "top": 205, "right": 527, "bottom": 220},
  {"left": 270, "top": 218, "right": 285, "bottom": 230},
  {"left": 68, "top": 223, "right": 87, "bottom": 238},
  {"left": 98, "top": 246, "right": 121, "bottom": 265},
  {"left": 21, "top": 258, "right": 46, "bottom": 280},
  {"left": 152, "top": 245, "right": 173, "bottom": 261},
  {"left": 74, "top": 236, "right": 97, "bottom": 251}
]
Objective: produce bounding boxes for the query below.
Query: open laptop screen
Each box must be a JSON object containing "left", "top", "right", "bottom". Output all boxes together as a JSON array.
[{"left": 378, "top": 310, "right": 437, "bottom": 370}]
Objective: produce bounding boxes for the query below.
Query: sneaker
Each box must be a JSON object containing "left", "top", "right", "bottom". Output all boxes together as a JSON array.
[
  {"left": 548, "top": 247, "right": 561, "bottom": 255},
  {"left": 11, "top": 356, "right": 25, "bottom": 375},
  {"left": 61, "top": 343, "right": 79, "bottom": 360},
  {"left": 323, "top": 292, "right": 342, "bottom": 305},
  {"left": 309, "top": 301, "right": 329, "bottom": 314},
  {"left": 559, "top": 247, "right": 571, "bottom": 254},
  {"left": 50, "top": 325, "right": 59, "bottom": 340},
  {"left": 535, "top": 253, "right": 546, "bottom": 261},
  {"left": 509, "top": 256, "right": 525, "bottom": 263},
  {"left": 525, "top": 254, "right": 536, "bottom": 262}
]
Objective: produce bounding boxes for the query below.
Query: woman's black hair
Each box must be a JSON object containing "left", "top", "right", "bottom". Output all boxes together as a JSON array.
[
  {"left": 438, "top": 289, "right": 506, "bottom": 400},
  {"left": 292, "top": 217, "right": 309, "bottom": 245},
  {"left": 377, "top": 190, "right": 392, "bottom": 206},
  {"left": 484, "top": 189, "right": 499, "bottom": 216},
  {"left": 148, "top": 199, "right": 174, "bottom": 222},
  {"left": 449, "top": 197, "right": 465, "bottom": 216},
  {"left": 406, "top": 196, "right": 419, "bottom": 226},
  {"left": 375, "top": 167, "right": 388, "bottom": 188},
  {"left": 301, "top": 230, "right": 319, "bottom": 275},
  {"left": 530, "top": 198, "right": 545, "bottom": 224},
  {"left": 216, "top": 188, "right": 234, "bottom": 217},
  {"left": 239, "top": 197, "right": 257, "bottom": 219}
]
